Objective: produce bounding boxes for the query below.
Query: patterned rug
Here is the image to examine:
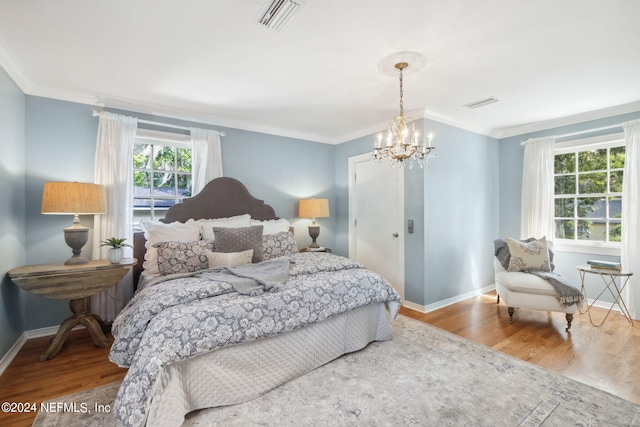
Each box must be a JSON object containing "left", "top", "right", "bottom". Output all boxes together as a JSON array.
[{"left": 33, "top": 315, "right": 640, "bottom": 426}]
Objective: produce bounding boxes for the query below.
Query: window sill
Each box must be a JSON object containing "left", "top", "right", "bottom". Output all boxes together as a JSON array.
[{"left": 553, "top": 240, "right": 621, "bottom": 256}]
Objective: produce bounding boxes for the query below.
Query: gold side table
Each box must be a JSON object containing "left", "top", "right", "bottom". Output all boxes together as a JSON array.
[
  {"left": 9, "top": 259, "right": 136, "bottom": 361},
  {"left": 577, "top": 264, "right": 634, "bottom": 327}
]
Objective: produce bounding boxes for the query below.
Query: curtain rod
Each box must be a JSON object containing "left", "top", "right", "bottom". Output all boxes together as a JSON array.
[
  {"left": 137, "top": 118, "right": 226, "bottom": 137},
  {"left": 92, "top": 110, "right": 226, "bottom": 136},
  {"left": 555, "top": 123, "right": 622, "bottom": 140}
]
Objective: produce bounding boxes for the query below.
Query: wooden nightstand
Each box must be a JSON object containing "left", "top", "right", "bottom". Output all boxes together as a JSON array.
[{"left": 8, "top": 259, "right": 136, "bottom": 361}]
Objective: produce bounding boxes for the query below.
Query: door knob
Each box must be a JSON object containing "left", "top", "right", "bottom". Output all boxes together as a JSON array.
[{"left": 392, "top": 232, "right": 399, "bottom": 237}]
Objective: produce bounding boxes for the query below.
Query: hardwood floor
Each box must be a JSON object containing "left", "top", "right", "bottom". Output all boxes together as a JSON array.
[
  {"left": 0, "top": 329, "right": 126, "bottom": 427},
  {"left": 1, "top": 291, "right": 638, "bottom": 426},
  {"left": 400, "top": 291, "right": 640, "bottom": 406}
]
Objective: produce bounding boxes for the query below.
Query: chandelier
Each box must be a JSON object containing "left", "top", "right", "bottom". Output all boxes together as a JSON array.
[{"left": 373, "top": 61, "right": 435, "bottom": 168}]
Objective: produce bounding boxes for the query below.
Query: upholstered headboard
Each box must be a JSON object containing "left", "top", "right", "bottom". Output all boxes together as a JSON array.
[{"left": 133, "top": 177, "right": 278, "bottom": 287}]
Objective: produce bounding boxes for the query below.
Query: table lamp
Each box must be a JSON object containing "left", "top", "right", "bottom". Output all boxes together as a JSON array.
[
  {"left": 41, "top": 182, "right": 107, "bottom": 265},
  {"left": 298, "top": 198, "right": 330, "bottom": 248}
]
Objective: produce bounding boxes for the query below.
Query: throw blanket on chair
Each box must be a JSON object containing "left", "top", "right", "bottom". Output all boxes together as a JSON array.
[
  {"left": 494, "top": 238, "right": 584, "bottom": 307},
  {"left": 523, "top": 269, "right": 584, "bottom": 306}
]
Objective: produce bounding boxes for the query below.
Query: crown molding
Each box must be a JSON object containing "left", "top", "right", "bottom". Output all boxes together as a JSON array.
[
  {"left": 492, "top": 100, "right": 640, "bottom": 139},
  {"left": 4, "top": 32, "right": 637, "bottom": 146},
  {"left": 8, "top": 76, "right": 334, "bottom": 144},
  {"left": 0, "top": 37, "right": 33, "bottom": 93},
  {"left": 420, "top": 108, "right": 494, "bottom": 137},
  {"left": 96, "top": 96, "right": 332, "bottom": 144},
  {"left": 331, "top": 107, "right": 496, "bottom": 145}
]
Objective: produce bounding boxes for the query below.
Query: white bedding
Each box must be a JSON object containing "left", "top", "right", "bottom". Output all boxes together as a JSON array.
[
  {"left": 111, "top": 253, "right": 401, "bottom": 427},
  {"left": 146, "top": 302, "right": 394, "bottom": 427}
]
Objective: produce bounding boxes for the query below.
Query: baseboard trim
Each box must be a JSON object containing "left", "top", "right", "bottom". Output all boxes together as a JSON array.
[
  {"left": 0, "top": 325, "right": 80, "bottom": 376},
  {"left": 403, "top": 284, "right": 496, "bottom": 314},
  {"left": 0, "top": 288, "right": 629, "bottom": 376},
  {"left": 0, "top": 334, "right": 27, "bottom": 376}
]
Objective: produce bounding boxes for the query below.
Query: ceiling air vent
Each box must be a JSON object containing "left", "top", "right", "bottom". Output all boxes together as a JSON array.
[
  {"left": 464, "top": 97, "right": 499, "bottom": 109},
  {"left": 256, "top": 0, "right": 301, "bottom": 31}
]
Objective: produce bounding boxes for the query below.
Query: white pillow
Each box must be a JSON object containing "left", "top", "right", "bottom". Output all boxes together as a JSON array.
[
  {"left": 206, "top": 249, "right": 254, "bottom": 268},
  {"left": 506, "top": 236, "right": 551, "bottom": 272},
  {"left": 250, "top": 218, "right": 290, "bottom": 235},
  {"left": 142, "top": 219, "right": 201, "bottom": 276},
  {"left": 198, "top": 214, "right": 252, "bottom": 241}
]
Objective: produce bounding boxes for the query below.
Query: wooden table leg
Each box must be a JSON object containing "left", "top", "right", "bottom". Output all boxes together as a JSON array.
[{"left": 40, "top": 297, "right": 110, "bottom": 361}]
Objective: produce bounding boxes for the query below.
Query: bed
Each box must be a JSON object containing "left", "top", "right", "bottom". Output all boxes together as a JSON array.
[{"left": 109, "top": 177, "right": 401, "bottom": 427}]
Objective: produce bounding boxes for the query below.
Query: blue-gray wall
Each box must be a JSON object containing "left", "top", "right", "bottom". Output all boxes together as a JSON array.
[
  {"left": 24, "top": 97, "right": 99, "bottom": 330},
  {"left": 109, "top": 109, "right": 337, "bottom": 249},
  {"left": 498, "top": 111, "right": 640, "bottom": 301},
  {"left": 335, "top": 119, "right": 499, "bottom": 307},
  {"left": 0, "top": 67, "right": 26, "bottom": 357},
  {"left": 3, "top": 79, "right": 639, "bottom": 362},
  {"left": 12, "top": 99, "right": 337, "bottom": 334}
]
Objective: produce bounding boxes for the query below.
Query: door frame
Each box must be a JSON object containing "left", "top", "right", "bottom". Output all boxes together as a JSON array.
[{"left": 348, "top": 152, "right": 405, "bottom": 299}]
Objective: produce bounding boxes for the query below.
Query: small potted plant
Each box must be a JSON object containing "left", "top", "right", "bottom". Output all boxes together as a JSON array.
[{"left": 100, "top": 237, "right": 131, "bottom": 264}]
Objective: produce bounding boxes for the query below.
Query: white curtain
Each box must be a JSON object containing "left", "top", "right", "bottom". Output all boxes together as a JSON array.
[
  {"left": 520, "top": 136, "right": 556, "bottom": 240},
  {"left": 622, "top": 119, "right": 640, "bottom": 320},
  {"left": 190, "top": 128, "right": 223, "bottom": 195},
  {"left": 91, "top": 111, "right": 138, "bottom": 322}
]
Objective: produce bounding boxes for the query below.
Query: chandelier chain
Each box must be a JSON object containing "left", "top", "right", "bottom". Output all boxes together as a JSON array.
[{"left": 399, "top": 67, "right": 404, "bottom": 118}]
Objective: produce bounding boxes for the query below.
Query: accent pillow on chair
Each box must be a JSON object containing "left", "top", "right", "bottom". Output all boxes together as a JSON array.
[
  {"left": 506, "top": 236, "right": 551, "bottom": 272},
  {"left": 493, "top": 236, "right": 576, "bottom": 332}
]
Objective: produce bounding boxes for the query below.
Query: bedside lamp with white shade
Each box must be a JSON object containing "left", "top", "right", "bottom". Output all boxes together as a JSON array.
[
  {"left": 41, "top": 182, "right": 107, "bottom": 265},
  {"left": 298, "top": 198, "right": 330, "bottom": 249}
]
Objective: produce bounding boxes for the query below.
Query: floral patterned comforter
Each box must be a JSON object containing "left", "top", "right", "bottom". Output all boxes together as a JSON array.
[{"left": 109, "top": 252, "right": 401, "bottom": 427}]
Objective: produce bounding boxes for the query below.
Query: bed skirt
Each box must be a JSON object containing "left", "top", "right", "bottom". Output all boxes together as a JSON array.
[{"left": 144, "top": 302, "right": 395, "bottom": 427}]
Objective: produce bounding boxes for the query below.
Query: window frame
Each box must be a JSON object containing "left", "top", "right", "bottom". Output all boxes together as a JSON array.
[
  {"left": 553, "top": 132, "right": 624, "bottom": 256},
  {"left": 133, "top": 128, "right": 192, "bottom": 227}
]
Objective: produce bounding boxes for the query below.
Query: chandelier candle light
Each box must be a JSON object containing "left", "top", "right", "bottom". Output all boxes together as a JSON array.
[{"left": 373, "top": 61, "right": 435, "bottom": 168}]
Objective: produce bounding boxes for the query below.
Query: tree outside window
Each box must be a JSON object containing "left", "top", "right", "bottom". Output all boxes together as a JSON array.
[
  {"left": 554, "top": 145, "right": 624, "bottom": 243},
  {"left": 133, "top": 141, "right": 192, "bottom": 224}
]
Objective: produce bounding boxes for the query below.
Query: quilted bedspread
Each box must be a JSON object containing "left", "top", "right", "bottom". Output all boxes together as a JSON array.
[{"left": 109, "top": 253, "right": 401, "bottom": 427}]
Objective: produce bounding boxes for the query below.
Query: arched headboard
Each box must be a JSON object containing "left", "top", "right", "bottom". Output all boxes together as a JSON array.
[{"left": 133, "top": 177, "right": 278, "bottom": 287}]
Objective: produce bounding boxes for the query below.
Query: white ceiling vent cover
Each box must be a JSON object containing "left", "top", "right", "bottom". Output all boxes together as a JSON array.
[
  {"left": 464, "top": 97, "right": 499, "bottom": 109},
  {"left": 256, "top": 0, "right": 301, "bottom": 31}
]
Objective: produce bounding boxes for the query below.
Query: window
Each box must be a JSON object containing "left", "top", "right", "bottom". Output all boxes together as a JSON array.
[
  {"left": 133, "top": 129, "right": 192, "bottom": 225},
  {"left": 554, "top": 133, "right": 624, "bottom": 250}
]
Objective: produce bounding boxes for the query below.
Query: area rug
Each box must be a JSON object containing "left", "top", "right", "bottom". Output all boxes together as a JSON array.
[{"left": 33, "top": 315, "right": 640, "bottom": 426}]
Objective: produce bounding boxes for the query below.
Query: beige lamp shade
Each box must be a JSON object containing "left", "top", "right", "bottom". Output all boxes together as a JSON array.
[
  {"left": 298, "top": 198, "right": 330, "bottom": 221},
  {"left": 41, "top": 182, "right": 107, "bottom": 215},
  {"left": 41, "top": 182, "right": 107, "bottom": 265},
  {"left": 299, "top": 198, "right": 330, "bottom": 249}
]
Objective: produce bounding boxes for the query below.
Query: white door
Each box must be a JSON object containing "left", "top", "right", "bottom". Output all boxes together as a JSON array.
[{"left": 349, "top": 153, "right": 404, "bottom": 300}]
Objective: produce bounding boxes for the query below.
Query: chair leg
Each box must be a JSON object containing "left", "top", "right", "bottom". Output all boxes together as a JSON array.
[
  {"left": 508, "top": 307, "right": 514, "bottom": 324},
  {"left": 565, "top": 313, "right": 573, "bottom": 332},
  {"left": 496, "top": 294, "right": 500, "bottom": 304}
]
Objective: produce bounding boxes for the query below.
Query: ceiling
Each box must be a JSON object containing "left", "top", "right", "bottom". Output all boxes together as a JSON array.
[{"left": 1, "top": 0, "right": 639, "bottom": 143}]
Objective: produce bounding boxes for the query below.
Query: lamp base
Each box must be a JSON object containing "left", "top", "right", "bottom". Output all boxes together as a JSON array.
[
  {"left": 308, "top": 224, "right": 320, "bottom": 248},
  {"left": 63, "top": 223, "right": 89, "bottom": 265}
]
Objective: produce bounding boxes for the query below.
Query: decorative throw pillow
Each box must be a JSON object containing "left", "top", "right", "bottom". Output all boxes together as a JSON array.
[
  {"left": 198, "top": 214, "right": 252, "bottom": 241},
  {"left": 142, "top": 219, "right": 201, "bottom": 276},
  {"left": 506, "top": 236, "right": 551, "bottom": 272},
  {"left": 206, "top": 249, "right": 254, "bottom": 268},
  {"left": 154, "top": 240, "right": 214, "bottom": 275},
  {"left": 262, "top": 231, "right": 298, "bottom": 260},
  {"left": 213, "top": 225, "right": 264, "bottom": 263},
  {"left": 494, "top": 237, "right": 555, "bottom": 271},
  {"left": 250, "top": 218, "right": 291, "bottom": 235}
]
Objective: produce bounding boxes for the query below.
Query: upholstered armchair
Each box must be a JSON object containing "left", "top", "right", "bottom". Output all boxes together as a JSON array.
[{"left": 494, "top": 237, "right": 581, "bottom": 332}]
